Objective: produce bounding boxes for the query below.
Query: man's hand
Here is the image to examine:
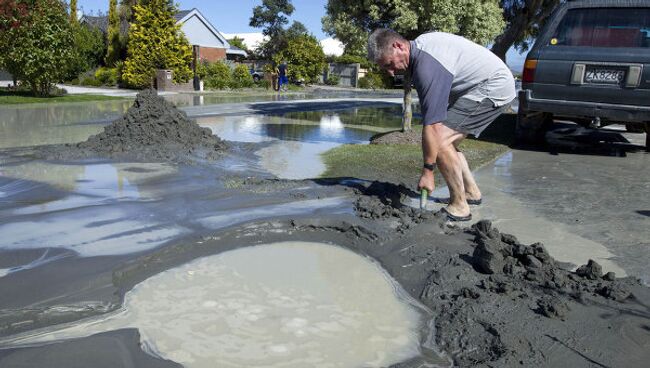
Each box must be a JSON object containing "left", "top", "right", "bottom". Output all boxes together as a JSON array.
[{"left": 418, "top": 169, "right": 435, "bottom": 193}]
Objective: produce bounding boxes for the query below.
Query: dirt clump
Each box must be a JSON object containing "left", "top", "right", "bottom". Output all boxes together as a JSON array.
[{"left": 43, "top": 89, "right": 227, "bottom": 163}]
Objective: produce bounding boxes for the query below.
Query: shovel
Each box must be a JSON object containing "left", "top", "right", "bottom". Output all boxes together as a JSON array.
[{"left": 420, "top": 189, "right": 428, "bottom": 210}]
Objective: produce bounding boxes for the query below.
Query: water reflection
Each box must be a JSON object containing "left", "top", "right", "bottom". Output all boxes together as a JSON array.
[
  {"left": 0, "top": 162, "right": 185, "bottom": 257},
  {"left": 198, "top": 114, "right": 383, "bottom": 179},
  {"left": 281, "top": 106, "right": 412, "bottom": 129},
  {"left": 0, "top": 101, "right": 131, "bottom": 148}
]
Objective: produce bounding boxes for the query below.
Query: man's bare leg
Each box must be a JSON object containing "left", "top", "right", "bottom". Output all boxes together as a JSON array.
[
  {"left": 454, "top": 144, "right": 482, "bottom": 201},
  {"left": 430, "top": 124, "right": 470, "bottom": 217}
]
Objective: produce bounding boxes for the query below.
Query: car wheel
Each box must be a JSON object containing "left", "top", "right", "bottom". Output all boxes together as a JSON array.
[
  {"left": 253, "top": 75, "right": 261, "bottom": 83},
  {"left": 516, "top": 109, "right": 553, "bottom": 144}
]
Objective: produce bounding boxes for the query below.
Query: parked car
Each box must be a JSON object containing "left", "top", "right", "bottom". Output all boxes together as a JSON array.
[
  {"left": 249, "top": 69, "right": 264, "bottom": 83},
  {"left": 517, "top": 0, "right": 650, "bottom": 150}
]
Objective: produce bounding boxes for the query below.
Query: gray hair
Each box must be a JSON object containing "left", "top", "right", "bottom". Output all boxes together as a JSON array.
[{"left": 367, "top": 29, "right": 407, "bottom": 62}]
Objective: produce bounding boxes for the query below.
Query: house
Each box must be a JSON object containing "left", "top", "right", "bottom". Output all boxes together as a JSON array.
[
  {"left": 81, "top": 8, "right": 246, "bottom": 63},
  {"left": 174, "top": 8, "right": 247, "bottom": 62}
]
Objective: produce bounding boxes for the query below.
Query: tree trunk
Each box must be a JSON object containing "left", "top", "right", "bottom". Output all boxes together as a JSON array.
[
  {"left": 491, "top": 14, "right": 530, "bottom": 62},
  {"left": 402, "top": 70, "right": 412, "bottom": 132}
]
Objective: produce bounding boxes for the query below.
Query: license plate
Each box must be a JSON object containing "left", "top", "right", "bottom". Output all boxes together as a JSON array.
[{"left": 584, "top": 68, "right": 625, "bottom": 84}]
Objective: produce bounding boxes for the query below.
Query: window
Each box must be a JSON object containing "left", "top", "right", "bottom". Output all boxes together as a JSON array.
[{"left": 550, "top": 8, "right": 650, "bottom": 48}]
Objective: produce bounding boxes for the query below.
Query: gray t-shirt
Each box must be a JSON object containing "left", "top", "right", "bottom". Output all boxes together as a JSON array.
[{"left": 409, "top": 32, "right": 516, "bottom": 125}]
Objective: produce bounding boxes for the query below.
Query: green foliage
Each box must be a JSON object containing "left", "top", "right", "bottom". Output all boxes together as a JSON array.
[
  {"left": 250, "top": 0, "right": 308, "bottom": 58},
  {"left": 357, "top": 70, "right": 391, "bottom": 89},
  {"left": 227, "top": 37, "right": 249, "bottom": 53},
  {"left": 95, "top": 67, "right": 118, "bottom": 85},
  {"left": 121, "top": 0, "right": 193, "bottom": 88},
  {"left": 334, "top": 54, "right": 372, "bottom": 69},
  {"left": 67, "top": 23, "right": 106, "bottom": 80},
  {"left": 323, "top": 0, "right": 505, "bottom": 55},
  {"left": 0, "top": 0, "right": 75, "bottom": 95},
  {"left": 105, "top": 0, "right": 120, "bottom": 66},
  {"left": 274, "top": 35, "right": 326, "bottom": 84},
  {"left": 69, "top": 0, "right": 77, "bottom": 24},
  {"left": 492, "top": 0, "right": 559, "bottom": 60},
  {"left": 201, "top": 61, "right": 232, "bottom": 90},
  {"left": 324, "top": 73, "right": 340, "bottom": 85},
  {"left": 231, "top": 64, "right": 254, "bottom": 89}
]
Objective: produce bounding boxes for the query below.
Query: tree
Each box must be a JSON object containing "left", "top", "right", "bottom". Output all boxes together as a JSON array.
[
  {"left": 274, "top": 34, "right": 326, "bottom": 84},
  {"left": 105, "top": 0, "right": 120, "bottom": 66},
  {"left": 249, "top": 0, "right": 302, "bottom": 58},
  {"left": 67, "top": 23, "right": 106, "bottom": 80},
  {"left": 491, "top": 0, "right": 560, "bottom": 62},
  {"left": 0, "top": 0, "right": 75, "bottom": 95},
  {"left": 323, "top": 0, "right": 505, "bottom": 131},
  {"left": 121, "top": 0, "right": 192, "bottom": 88},
  {"left": 69, "top": 0, "right": 77, "bottom": 25},
  {"left": 227, "top": 36, "right": 249, "bottom": 53}
]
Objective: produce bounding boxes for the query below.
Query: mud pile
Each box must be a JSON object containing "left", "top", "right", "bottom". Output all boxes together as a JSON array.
[
  {"left": 347, "top": 180, "right": 648, "bottom": 366},
  {"left": 44, "top": 90, "right": 227, "bottom": 163}
]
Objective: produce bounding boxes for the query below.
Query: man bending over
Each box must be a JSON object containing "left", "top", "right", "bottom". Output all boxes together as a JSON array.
[{"left": 368, "top": 29, "right": 516, "bottom": 221}]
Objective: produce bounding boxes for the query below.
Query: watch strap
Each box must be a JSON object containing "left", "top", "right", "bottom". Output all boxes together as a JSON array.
[{"left": 423, "top": 163, "right": 436, "bottom": 171}]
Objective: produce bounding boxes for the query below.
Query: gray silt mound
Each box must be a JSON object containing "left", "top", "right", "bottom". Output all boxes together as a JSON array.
[{"left": 43, "top": 89, "right": 227, "bottom": 163}]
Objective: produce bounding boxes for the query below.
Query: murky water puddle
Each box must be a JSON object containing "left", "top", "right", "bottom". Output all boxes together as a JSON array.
[{"left": 5, "top": 241, "right": 439, "bottom": 367}]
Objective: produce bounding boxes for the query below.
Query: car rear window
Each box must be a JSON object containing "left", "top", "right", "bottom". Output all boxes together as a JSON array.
[{"left": 550, "top": 8, "right": 650, "bottom": 48}]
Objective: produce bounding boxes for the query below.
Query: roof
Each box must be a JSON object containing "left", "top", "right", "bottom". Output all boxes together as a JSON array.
[
  {"left": 175, "top": 9, "right": 231, "bottom": 49},
  {"left": 80, "top": 15, "right": 108, "bottom": 33},
  {"left": 174, "top": 10, "right": 192, "bottom": 22}
]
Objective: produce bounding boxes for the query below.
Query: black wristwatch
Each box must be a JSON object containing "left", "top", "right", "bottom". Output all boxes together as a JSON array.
[{"left": 423, "top": 163, "right": 436, "bottom": 171}]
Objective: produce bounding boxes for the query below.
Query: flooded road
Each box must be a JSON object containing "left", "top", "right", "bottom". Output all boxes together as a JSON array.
[{"left": 1, "top": 93, "right": 648, "bottom": 368}]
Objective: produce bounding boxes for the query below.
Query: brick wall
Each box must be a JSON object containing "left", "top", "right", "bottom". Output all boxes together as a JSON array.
[{"left": 198, "top": 47, "right": 226, "bottom": 62}]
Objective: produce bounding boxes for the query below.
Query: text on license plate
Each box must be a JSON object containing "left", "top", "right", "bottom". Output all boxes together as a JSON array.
[{"left": 584, "top": 69, "right": 625, "bottom": 84}]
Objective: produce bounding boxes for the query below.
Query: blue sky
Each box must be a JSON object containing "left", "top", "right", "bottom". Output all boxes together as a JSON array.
[{"left": 77, "top": 0, "right": 330, "bottom": 39}]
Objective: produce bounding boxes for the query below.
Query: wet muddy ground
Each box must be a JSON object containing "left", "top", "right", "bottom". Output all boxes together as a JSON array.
[{"left": 0, "top": 91, "right": 649, "bottom": 367}]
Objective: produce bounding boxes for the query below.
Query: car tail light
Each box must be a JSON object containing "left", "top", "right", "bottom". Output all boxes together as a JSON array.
[{"left": 522, "top": 59, "right": 538, "bottom": 83}]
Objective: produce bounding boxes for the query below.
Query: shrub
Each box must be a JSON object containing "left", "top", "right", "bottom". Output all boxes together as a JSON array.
[
  {"left": 230, "top": 64, "right": 253, "bottom": 89},
  {"left": 80, "top": 74, "right": 102, "bottom": 86},
  {"left": 202, "top": 61, "right": 232, "bottom": 90},
  {"left": 325, "top": 74, "right": 340, "bottom": 86},
  {"left": 334, "top": 54, "right": 372, "bottom": 69},
  {"left": 257, "top": 79, "right": 271, "bottom": 89},
  {"left": 66, "top": 23, "right": 105, "bottom": 81},
  {"left": 95, "top": 67, "right": 118, "bottom": 86},
  {"left": 274, "top": 34, "right": 326, "bottom": 84},
  {"left": 358, "top": 71, "right": 389, "bottom": 89}
]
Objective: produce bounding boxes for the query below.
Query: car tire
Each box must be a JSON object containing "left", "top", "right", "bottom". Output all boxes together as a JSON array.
[
  {"left": 253, "top": 75, "right": 261, "bottom": 83},
  {"left": 516, "top": 109, "right": 553, "bottom": 144}
]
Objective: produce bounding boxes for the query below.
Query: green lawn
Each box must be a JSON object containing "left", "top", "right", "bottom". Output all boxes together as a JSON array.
[
  {"left": 0, "top": 88, "right": 126, "bottom": 104},
  {"left": 321, "top": 113, "right": 516, "bottom": 185}
]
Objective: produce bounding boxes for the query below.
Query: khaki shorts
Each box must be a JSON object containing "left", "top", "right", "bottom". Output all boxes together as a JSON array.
[{"left": 441, "top": 97, "right": 509, "bottom": 138}]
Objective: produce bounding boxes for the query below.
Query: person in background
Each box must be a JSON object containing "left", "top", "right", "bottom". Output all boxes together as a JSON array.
[{"left": 277, "top": 61, "right": 289, "bottom": 92}]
